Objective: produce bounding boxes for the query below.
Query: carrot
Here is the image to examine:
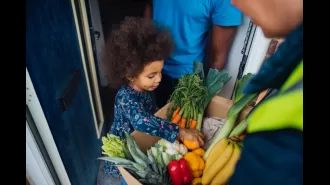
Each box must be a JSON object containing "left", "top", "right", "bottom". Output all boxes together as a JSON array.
[
  {"left": 172, "top": 106, "right": 181, "bottom": 119},
  {"left": 180, "top": 118, "right": 187, "bottom": 128},
  {"left": 172, "top": 114, "right": 181, "bottom": 124},
  {"left": 185, "top": 106, "right": 192, "bottom": 128},
  {"left": 186, "top": 118, "right": 193, "bottom": 129},
  {"left": 180, "top": 105, "right": 190, "bottom": 128},
  {"left": 189, "top": 120, "right": 197, "bottom": 129},
  {"left": 172, "top": 105, "right": 186, "bottom": 124}
]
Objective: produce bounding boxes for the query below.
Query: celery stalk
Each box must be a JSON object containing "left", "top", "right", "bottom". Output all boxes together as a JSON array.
[
  {"left": 229, "top": 119, "right": 248, "bottom": 137},
  {"left": 203, "top": 93, "right": 257, "bottom": 160}
]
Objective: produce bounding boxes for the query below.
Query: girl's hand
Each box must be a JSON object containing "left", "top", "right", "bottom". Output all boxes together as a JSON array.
[{"left": 179, "top": 128, "right": 205, "bottom": 146}]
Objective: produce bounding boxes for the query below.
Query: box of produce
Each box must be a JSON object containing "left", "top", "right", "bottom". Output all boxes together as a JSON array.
[{"left": 100, "top": 62, "right": 257, "bottom": 185}]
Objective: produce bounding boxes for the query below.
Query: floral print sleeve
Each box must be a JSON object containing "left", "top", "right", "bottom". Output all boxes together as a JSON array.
[{"left": 120, "top": 98, "right": 179, "bottom": 143}]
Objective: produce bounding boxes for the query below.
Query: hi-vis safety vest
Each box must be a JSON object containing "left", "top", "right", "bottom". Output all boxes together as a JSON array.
[{"left": 247, "top": 61, "right": 303, "bottom": 134}]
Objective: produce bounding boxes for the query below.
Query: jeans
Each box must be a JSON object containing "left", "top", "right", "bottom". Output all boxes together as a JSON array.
[{"left": 120, "top": 176, "right": 128, "bottom": 185}]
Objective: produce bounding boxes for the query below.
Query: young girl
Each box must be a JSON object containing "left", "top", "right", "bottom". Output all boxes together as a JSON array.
[{"left": 102, "top": 17, "right": 204, "bottom": 179}]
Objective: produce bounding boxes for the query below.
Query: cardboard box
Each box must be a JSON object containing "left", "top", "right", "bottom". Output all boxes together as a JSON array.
[{"left": 118, "top": 96, "right": 253, "bottom": 185}]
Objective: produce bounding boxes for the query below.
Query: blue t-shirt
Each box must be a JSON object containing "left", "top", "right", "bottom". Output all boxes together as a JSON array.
[{"left": 152, "top": 0, "right": 242, "bottom": 79}]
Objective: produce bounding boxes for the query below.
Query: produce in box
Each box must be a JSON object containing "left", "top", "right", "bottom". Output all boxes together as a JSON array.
[
  {"left": 168, "top": 158, "right": 193, "bottom": 185},
  {"left": 99, "top": 133, "right": 171, "bottom": 185},
  {"left": 168, "top": 61, "right": 231, "bottom": 131},
  {"left": 183, "top": 152, "right": 205, "bottom": 178},
  {"left": 226, "top": 73, "right": 257, "bottom": 141},
  {"left": 204, "top": 93, "right": 257, "bottom": 159},
  {"left": 157, "top": 139, "right": 188, "bottom": 156},
  {"left": 232, "top": 73, "right": 253, "bottom": 103},
  {"left": 202, "top": 138, "right": 242, "bottom": 185},
  {"left": 191, "top": 177, "right": 202, "bottom": 185},
  {"left": 167, "top": 61, "right": 231, "bottom": 151},
  {"left": 148, "top": 139, "right": 187, "bottom": 166}
]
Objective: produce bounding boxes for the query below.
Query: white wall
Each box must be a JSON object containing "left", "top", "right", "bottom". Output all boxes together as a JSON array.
[
  {"left": 218, "top": 15, "right": 251, "bottom": 99},
  {"left": 243, "top": 27, "right": 270, "bottom": 76}
]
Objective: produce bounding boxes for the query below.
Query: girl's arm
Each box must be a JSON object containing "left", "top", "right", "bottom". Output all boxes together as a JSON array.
[{"left": 122, "top": 99, "right": 179, "bottom": 143}]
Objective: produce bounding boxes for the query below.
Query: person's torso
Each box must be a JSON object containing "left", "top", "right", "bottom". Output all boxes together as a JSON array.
[
  {"left": 229, "top": 61, "right": 303, "bottom": 185},
  {"left": 110, "top": 86, "right": 156, "bottom": 140},
  {"left": 153, "top": 0, "right": 213, "bottom": 78},
  {"left": 247, "top": 61, "right": 303, "bottom": 134}
]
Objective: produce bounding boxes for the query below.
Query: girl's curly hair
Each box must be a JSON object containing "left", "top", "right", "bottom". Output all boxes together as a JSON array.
[{"left": 102, "top": 17, "right": 174, "bottom": 89}]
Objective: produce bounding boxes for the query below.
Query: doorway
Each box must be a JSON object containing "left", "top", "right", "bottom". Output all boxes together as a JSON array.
[{"left": 86, "top": 0, "right": 149, "bottom": 134}]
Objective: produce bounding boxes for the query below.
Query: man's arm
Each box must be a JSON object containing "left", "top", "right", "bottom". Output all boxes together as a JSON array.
[
  {"left": 211, "top": 25, "right": 237, "bottom": 70},
  {"left": 209, "top": 0, "right": 242, "bottom": 70},
  {"left": 143, "top": 0, "right": 152, "bottom": 19}
]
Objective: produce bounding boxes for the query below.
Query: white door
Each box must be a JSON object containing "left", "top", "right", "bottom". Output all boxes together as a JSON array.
[
  {"left": 219, "top": 19, "right": 270, "bottom": 99},
  {"left": 242, "top": 26, "right": 271, "bottom": 76}
]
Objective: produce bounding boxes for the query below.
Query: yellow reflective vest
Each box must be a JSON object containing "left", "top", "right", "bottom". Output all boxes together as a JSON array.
[{"left": 247, "top": 61, "right": 303, "bottom": 133}]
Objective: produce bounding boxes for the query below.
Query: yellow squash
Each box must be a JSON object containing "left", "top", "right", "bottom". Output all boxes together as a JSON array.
[
  {"left": 183, "top": 140, "right": 200, "bottom": 150},
  {"left": 192, "top": 148, "right": 205, "bottom": 157},
  {"left": 183, "top": 152, "right": 205, "bottom": 178}
]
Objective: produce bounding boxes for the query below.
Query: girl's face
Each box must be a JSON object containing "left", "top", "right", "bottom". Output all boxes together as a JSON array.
[{"left": 130, "top": 60, "right": 163, "bottom": 92}]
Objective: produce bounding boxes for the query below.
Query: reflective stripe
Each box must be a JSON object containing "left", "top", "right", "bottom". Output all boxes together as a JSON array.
[
  {"left": 247, "top": 61, "right": 303, "bottom": 133},
  {"left": 280, "top": 61, "right": 303, "bottom": 92}
]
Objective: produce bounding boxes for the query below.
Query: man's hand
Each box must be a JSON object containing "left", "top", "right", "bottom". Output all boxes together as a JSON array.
[{"left": 211, "top": 25, "right": 237, "bottom": 71}]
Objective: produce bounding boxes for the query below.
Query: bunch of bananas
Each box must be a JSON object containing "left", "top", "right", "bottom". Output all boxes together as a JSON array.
[
  {"left": 202, "top": 138, "right": 241, "bottom": 185},
  {"left": 101, "top": 133, "right": 125, "bottom": 158}
]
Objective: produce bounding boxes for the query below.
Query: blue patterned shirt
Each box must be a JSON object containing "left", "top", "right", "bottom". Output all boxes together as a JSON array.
[{"left": 104, "top": 86, "right": 179, "bottom": 177}]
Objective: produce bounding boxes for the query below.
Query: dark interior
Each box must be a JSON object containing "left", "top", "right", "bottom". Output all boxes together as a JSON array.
[
  {"left": 98, "top": 0, "right": 147, "bottom": 40},
  {"left": 98, "top": 0, "right": 147, "bottom": 132}
]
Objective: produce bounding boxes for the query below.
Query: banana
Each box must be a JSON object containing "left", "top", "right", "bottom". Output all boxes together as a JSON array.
[
  {"left": 202, "top": 141, "right": 234, "bottom": 185},
  {"left": 210, "top": 143, "right": 242, "bottom": 185},
  {"left": 204, "top": 138, "right": 229, "bottom": 172},
  {"left": 204, "top": 138, "right": 228, "bottom": 160}
]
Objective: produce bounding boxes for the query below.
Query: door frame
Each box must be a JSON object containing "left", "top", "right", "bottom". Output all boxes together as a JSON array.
[
  {"left": 85, "top": 0, "right": 107, "bottom": 87},
  {"left": 71, "top": 0, "right": 105, "bottom": 138},
  {"left": 26, "top": 68, "right": 71, "bottom": 185}
]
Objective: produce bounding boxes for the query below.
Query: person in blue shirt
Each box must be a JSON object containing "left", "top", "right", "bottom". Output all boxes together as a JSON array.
[{"left": 144, "top": 0, "right": 242, "bottom": 107}]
